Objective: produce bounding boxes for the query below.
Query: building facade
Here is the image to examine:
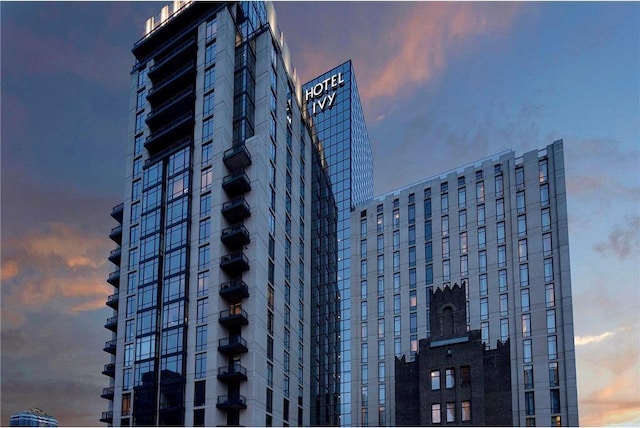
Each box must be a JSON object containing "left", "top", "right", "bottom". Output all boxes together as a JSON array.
[
  {"left": 102, "top": 2, "right": 323, "bottom": 426},
  {"left": 350, "top": 141, "right": 578, "bottom": 426},
  {"left": 395, "top": 283, "right": 512, "bottom": 426},
  {"left": 9, "top": 408, "right": 58, "bottom": 427}
]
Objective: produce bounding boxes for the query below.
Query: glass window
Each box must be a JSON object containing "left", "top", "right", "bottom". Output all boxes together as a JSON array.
[
  {"left": 498, "top": 245, "right": 506, "bottom": 268},
  {"left": 480, "top": 298, "right": 488, "bottom": 320},
  {"left": 445, "top": 368, "right": 455, "bottom": 388},
  {"left": 516, "top": 167, "right": 524, "bottom": 188},
  {"left": 431, "top": 370, "right": 440, "bottom": 390},
  {"left": 544, "top": 258, "right": 554, "bottom": 282},
  {"left": 361, "top": 219, "right": 367, "bottom": 235},
  {"left": 547, "top": 309, "right": 556, "bottom": 333},
  {"left": 442, "top": 237, "right": 450, "bottom": 258},
  {"left": 361, "top": 239, "right": 367, "bottom": 256},
  {"left": 548, "top": 335, "right": 558, "bottom": 359},
  {"left": 519, "top": 239, "right": 528, "bottom": 262},
  {"left": 543, "top": 233, "right": 552, "bottom": 256},
  {"left": 545, "top": 283, "right": 555, "bottom": 307},
  {"left": 524, "top": 365, "right": 534, "bottom": 389},
  {"left": 460, "top": 255, "right": 468, "bottom": 276},
  {"left": 520, "top": 264, "right": 529, "bottom": 287},
  {"left": 425, "top": 241, "right": 433, "bottom": 263},
  {"left": 377, "top": 255, "right": 384, "bottom": 275},
  {"left": 497, "top": 222, "right": 505, "bottom": 243},
  {"left": 500, "top": 294, "right": 508, "bottom": 316},
  {"left": 524, "top": 339, "right": 533, "bottom": 363},
  {"left": 460, "top": 231, "right": 468, "bottom": 254},
  {"left": 525, "top": 391, "right": 535, "bottom": 416},
  {"left": 408, "top": 204, "right": 416, "bottom": 224},
  {"left": 496, "top": 198, "right": 505, "bottom": 220},
  {"left": 518, "top": 215, "right": 527, "bottom": 237},
  {"left": 195, "top": 353, "right": 207, "bottom": 378},
  {"left": 441, "top": 215, "right": 449, "bottom": 236},
  {"left": 495, "top": 174, "right": 503, "bottom": 197},
  {"left": 501, "top": 318, "right": 509, "bottom": 342},
  {"left": 479, "top": 251, "right": 487, "bottom": 272},
  {"left": 361, "top": 343, "right": 368, "bottom": 363},
  {"left": 477, "top": 204, "right": 485, "bottom": 225},
  {"left": 499, "top": 269, "right": 507, "bottom": 291},
  {"left": 481, "top": 322, "right": 489, "bottom": 344},
  {"left": 517, "top": 190, "right": 526, "bottom": 213},
  {"left": 377, "top": 234, "right": 384, "bottom": 253},
  {"left": 540, "top": 184, "right": 550, "bottom": 206},
  {"left": 458, "top": 187, "right": 466, "bottom": 208},
  {"left": 542, "top": 208, "right": 551, "bottom": 231},
  {"left": 377, "top": 213, "right": 384, "bottom": 232},
  {"left": 550, "top": 389, "right": 560, "bottom": 414},
  {"left": 458, "top": 209, "right": 466, "bottom": 229},
  {"left": 378, "top": 319, "right": 385, "bottom": 338},
  {"left": 522, "top": 313, "right": 531, "bottom": 337},
  {"left": 461, "top": 401, "right": 471, "bottom": 422},
  {"left": 441, "top": 193, "right": 448, "bottom": 214},
  {"left": 549, "top": 362, "right": 559, "bottom": 387},
  {"left": 443, "top": 259, "right": 450, "bottom": 281},
  {"left": 521, "top": 288, "right": 530, "bottom": 312},
  {"left": 432, "top": 404, "right": 441, "bottom": 424},
  {"left": 361, "top": 301, "right": 368, "bottom": 321},
  {"left": 196, "top": 325, "right": 207, "bottom": 351},
  {"left": 378, "top": 297, "right": 385, "bottom": 317},
  {"left": 539, "top": 160, "right": 548, "bottom": 183},
  {"left": 445, "top": 403, "right": 455, "bottom": 423},
  {"left": 479, "top": 274, "right": 488, "bottom": 296}
]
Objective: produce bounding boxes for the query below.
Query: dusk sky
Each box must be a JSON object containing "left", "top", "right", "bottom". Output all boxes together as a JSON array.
[{"left": 1, "top": 2, "right": 638, "bottom": 426}]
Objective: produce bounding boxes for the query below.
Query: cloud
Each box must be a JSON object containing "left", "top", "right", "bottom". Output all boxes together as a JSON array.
[
  {"left": 1, "top": 222, "right": 113, "bottom": 324},
  {"left": 358, "top": 3, "right": 525, "bottom": 103},
  {"left": 575, "top": 330, "right": 616, "bottom": 346},
  {"left": 593, "top": 216, "right": 640, "bottom": 261}
]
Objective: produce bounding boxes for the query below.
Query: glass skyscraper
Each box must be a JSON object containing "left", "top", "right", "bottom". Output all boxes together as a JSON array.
[{"left": 303, "top": 61, "right": 374, "bottom": 426}]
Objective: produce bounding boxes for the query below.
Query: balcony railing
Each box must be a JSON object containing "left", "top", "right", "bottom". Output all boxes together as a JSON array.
[
  {"left": 218, "top": 335, "right": 248, "bottom": 355},
  {"left": 145, "top": 86, "right": 195, "bottom": 127},
  {"left": 101, "top": 386, "right": 114, "bottom": 399},
  {"left": 219, "top": 279, "right": 249, "bottom": 303},
  {"left": 217, "top": 364, "right": 248, "bottom": 383},
  {"left": 148, "top": 38, "right": 196, "bottom": 79},
  {"left": 102, "top": 363, "right": 115, "bottom": 377},
  {"left": 223, "top": 144, "right": 252, "bottom": 170},
  {"left": 105, "top": 316, "right": 118, "bottom": 332},
  {"left": 104, "top": 339, "right": 117, "bottom": 354},
  {"left": 146, "top": 62, "right": 196, "bottom": 104},
  {"left": 106, "top": 293, "right": 119, "bottom": 309},
  {"left": 144, "top": 111, "right": 194, "bottom": 152},
  {"left": 100, "top": 411, "right": 113, "bottom": 423},
  {"left": 108, "top": 247, "right": 121, "bottom": 264},
  {"left": 107, "top": 270, "right": 120, "bottom": 286},
  {"left": 109, "top": 225, "right": 122, "bottom": 244},
  {"left": 216, "top": 394, "right": 247, "bottom": 410},
  {"left": 222, "top": 169, "right": 251, "bottom": 197},
  {"left": 220, "top": 250, "right": 250, "bottom": 275},
  {"left": 221, "top": 196, "right": 251, "bottom": 223},
  {"left": 219, "top": 307, "right": 249, "bottom": 328},
  {"left": 221, "top": 224, "right": 250, "bottom": 250},
  {"left": 111, "top": 203, "right": 124, "bottom": 222}
]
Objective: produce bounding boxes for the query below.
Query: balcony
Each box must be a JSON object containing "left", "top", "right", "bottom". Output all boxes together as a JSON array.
[
  {"left": 219, "top": 279, "right": 249, "bottom": 303},
  {"left": 218, "top": 335, "right": 248, "bottom": 355},
  {"left": 216, "top": 394, "right": 247, "bottom": 410},
  {"left": 221, "top": 224, "right": 250, "bottom": 250},
  {"left": 220, "top": 250, "right": 249, "bottom": 276},
  {"left": 109, "top": 225, "right": 122, "bottom": 244},
  {"left": 144, "top": 111, "right": 194, "bottom": 153},
  {"left": 148, "top": 37, "right": 197, "bottom": 82},
  {"left": 104, "top": 339, "right": 117, "bottom": 354},
  {"left": 217, "top": 364, "right": 248, "bottom": 383},
  {"left": 223, "top": 144, "right": 252, "bottom": 170},
  {"left": 111, "top": 203, "right": 124, "bottom": 223},
  {"left": 108, "top": 247, "right": 121, "bottom": 265},
  {"left": 222, "top": 169, "right": 251, "bottom": 197},
  {"left": 101, "top": 386, "right": 114, "bottom": 400},
  {"left": 221, "top": 196, "right": 251, "bottom": 223},
  {"left": 105, "top": 316, "right": 118, "bottom": 332},
  {"left": 107, "top": 270, "right": 120, "bottom": 287},
  {"left": 100, "top": 411, "right": 113, "bottom": 424},
  {"left": 146, "top": 61, "right": 196, "bottom": 105},
  {"left": 106, "top": 293, "right": 119, "bottom": 309},
  {"left": 145, "top": 86, "right": 195, "bottom": 128},
  {"left": 102, "top": 363, "right": 115, "bottom": 377},
  {"left": 219, "top": 307, "right": 249, "bottom": 328}
]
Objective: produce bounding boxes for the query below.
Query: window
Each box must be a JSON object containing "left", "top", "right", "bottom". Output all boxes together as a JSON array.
[
  {"left": 540, "top": 184, "right": 550, "bottom": 206},
  {"left": 542, "top": 208, "right": 551, "bottom": 231},
  {"left": 524, "top": 365, "right": 534, "bottom": 389},
  {"left": 202, "top": 117, "right": 214, "bottom": 141},
  {"left": 443, "top": 259, "right": 450, "bottom": 281},
  {"left": 461, "top": 401, "right": 471, "bottom": 421},
  {"left": 378, "top": 297, "right": 385, "bottom": 317},
  {"left": 499, "top": 269, "right": 508, "bottom": 291},
  {"left": 393, "top": 252, "right": 400, "bottom": 271},
  {"left": 424, "top": 197, "right": 432, "bottom": 218},
  {"left": 500, "top": 318, "right": 509, "bottom": 342},
  {"left": 201, "top": 167, "right": 212, "bottom": 191},
  {"left": 539, "top": 159, "right": 548, "bottom": 183},
  {"left": 543, "top": 233, "right": 552, "bottom": 256},
  {"left": 200, "top": 192, "right": 211, "bottom": 216},
  {"left": 425, "top": 241, "right": 433, "bottom": 262},
  {"left": 410, "top": 312, "right": 417, "bottom": 333},
  {"left": 458, "top": 209, "right": 467, "bottom": 229},
  {"left": 441, "top": 193, "right": 448, "bottom": 213},
  {"left": 549, "top": 362, "right": 559, "bottom": 387},
  {"left": 526, "top": 391, "right": 535, "bottom": 415},
  {"left": 378, "top": 319, "right": 385, "bottom": 338},
  {"left": 547, "top": 309, "right": 556, "bottom": 333},
  {"left": 378, "top": 361, "right": 385, "bottom": 382},
  {"left": 378, "top": 384, "right": 386, "bottom": 405},
  {"left": 551, "top": 416, "right": 561, "bottom": 427},
  {"left": 204, "top": 67, "right": 215, "bottom": 91},
  {"left": 524, "top": 339, "right": 532, "bottom": 363},
  {"left": 442, "top": 237, "right": 450, "bottom": 258},
  {"left": 393, "top": 316, "right": 401, "bottom": 336},
  {"left": 361, "top": 219, "right": 367, "bottom": 235},
  {"left": 124, "top": 344, "right": 134, "bottom": 366},
  {"left": 409, "top": 246, "right": 416, "bottom": 267},
  {"left": 480, "top": 298, "right": 488, "bottom": 320},
  {"left": 431, "top": 370, "right": 440, "bottom": 390},
  {"left": 445, "top": 368, "right": 455, "bottom": 388},
  {"left": 520, "top": 264, "right": 529, "bottom": 287},
  {"left": 408, "top": 204, "right": 416, "bottom": 224},
  {"left": 203, "top": 91, "right": 215, "bottom": 117},
  {"left": 550, "top": 389, "right": 560, "bottom": 414},
  {"left": 495, "top": 174, "right": 503, "bottom": 197},
  {"left": 460, "top": 366, "right": 471, "bottom": 386},
  {"left": 441, "top": 215, "right": 449, "bottom": 236},
  {"left": 521, "top": 288, "right": 530, "bottom": 312},
  {"left": 360, "top": 239, "right": 367, "bottom": 256},
  {"left": 205, "top": 18, "right": 217, "bottom": 40},
  {"left": 518, "top": 215, "right": 527, "bottom": 237},
  {"left": 498, "top": 245, "right": 507, "bottom": 267},
  {"left": 432, "top": 404, "right": 441, "bottom": 424},
  {"left": 377, "top": 234, "right": 384, "bottom": 253},
  {"left": 460, "top": 255, "right": 468, "bottom": 276},
  {"left": 361, "top": 301, "right": 368, "bottom": 321},
  {"left": 516, "top": 167, "right": 525, "bottom": 188},
  {"left": 545, "top": 284, "right": 555, "bottom": 308},
  {"left": 548, "top": 336, "right": 558, "bottom": 360},
  {"left": 544, "top": 258, "right": 554, "bottom": 282},
  {"left": 361, "top": 259, "right": 367, "bottom": 278},
  {"left": 481, "top": 322, "right": 489, "bottom": 344},
  {"left": 500, "top": 294, "right": 508, "bottom": 316},
  {"left": 478, "top": 227, "right": 486, "bottom": 249},
  {"left": 526, "top": 418, "right": 536, "bottom": 427},
  {"left": 479, "top": 251, "right": 487, "bottom": 272},
  {"left": 458, "top": 187, "right": 466, "bottom": 208},
  {"left": 361, "top": 343, "right": 368, "bottom": 363},
  {"left": 517, "top": 190, "right": 526, "bottom": 213},
  {"left": 497, "top": 222, "right": 505, "bottom": 243},
  {"left": 377, "top": 255, "right": 384, "bottom": 274},
  {"left": 477, "top": 204, "right": 485, "bottom": 225},
  {"left": 479, "top": 274, "right": 488, "bottom": 296},
  {"left": 519, "top": 239, "right": 528, "bottom": 262},
  {"left": 408, "top": 225, "right": 416, "bottom": 245},
  {"left": 196, "top": 298, "right": 208, "bottom": 324},
  {"left": 446, "top": 403, "right": 455, "bottom": 422},
  {"left": 409, "top": 290, "right": 417, "bottom": 310},
  {"left": 522, "top": 314, "right": 531, "bottom": 337},
  {"left": 377, "top": 213, "right": 384, "bottom": 232},
  {"left": 393, "top": 230, "right": 400, "bottom": 250},
  {"left": 476, "top": 180, "right": 485, "bottom": 202},
  {"left": 394, "top": 337, "right": 402, "bottom": 356},
  {"left": 496, "top": 198, "right": 505, "bottom": 220}
]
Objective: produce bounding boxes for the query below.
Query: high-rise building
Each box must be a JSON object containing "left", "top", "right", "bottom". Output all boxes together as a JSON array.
[
  {"left": 102, "top": 2, "right": 577, "bottom": 427},
  {"left": 350, "top": 142, "right": 578, "bottom": 426},
  {"left": 9, "top": 408, "right": 58, "bottom": 427}
]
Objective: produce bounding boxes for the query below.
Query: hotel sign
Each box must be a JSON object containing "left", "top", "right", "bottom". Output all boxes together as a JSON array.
[{"left": 305, "top": 73, "right": 345, "bottom": 115}]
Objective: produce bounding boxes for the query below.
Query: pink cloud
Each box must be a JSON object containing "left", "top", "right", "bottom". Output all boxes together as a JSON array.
[{"left": 593, "top": 216, "right": 640, "bottom": 261}]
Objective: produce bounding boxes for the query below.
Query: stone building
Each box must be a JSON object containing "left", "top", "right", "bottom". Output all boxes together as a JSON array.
[{"left": 395, "top": 283, "right": 512, "bottom": 426}]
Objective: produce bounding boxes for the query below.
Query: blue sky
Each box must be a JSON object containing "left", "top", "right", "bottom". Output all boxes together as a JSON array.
[{"left": 1, "top": 2, "right": 639, "bottom": 425}]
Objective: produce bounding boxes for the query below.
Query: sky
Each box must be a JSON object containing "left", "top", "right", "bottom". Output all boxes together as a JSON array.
[{"left": 1, "top": 1, "right": 639, "bottom": 426}]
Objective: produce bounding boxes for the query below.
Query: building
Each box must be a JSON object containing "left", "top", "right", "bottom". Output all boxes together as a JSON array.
[
  {"left": 395, "top": 283, "right": 512, "bottom": 426},
  {"left": 102, "top": 2, "right": 577, "bottom": 426},
  {"left": 303, "top": 60, "right": 373, "bottom": 426},
  {"left": 350, "top": 142, "right": 579, "bottom": 426},
  {"left": 102, "top": 2, "right": 322, "bottom": 426},
  {"left": 9, "top": 408, "right": 58, "bottom": 427}
]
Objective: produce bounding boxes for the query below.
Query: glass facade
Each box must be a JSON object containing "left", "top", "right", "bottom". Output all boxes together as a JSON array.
[{"left": 304, "top": 61, "right": 374, "bottom": 426}]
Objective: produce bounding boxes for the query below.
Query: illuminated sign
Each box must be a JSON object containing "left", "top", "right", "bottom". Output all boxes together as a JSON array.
[{"left": 305, "top": 73, "right": 345, "bottom": 115}]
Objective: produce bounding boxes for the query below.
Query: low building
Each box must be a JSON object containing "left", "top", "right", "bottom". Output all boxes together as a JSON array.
[
  {"left": 9, "top": 408, "right": 58, "bottom": 427},
  {"left": 395, "top": 283, "right": 512, "bottom": 426}
]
